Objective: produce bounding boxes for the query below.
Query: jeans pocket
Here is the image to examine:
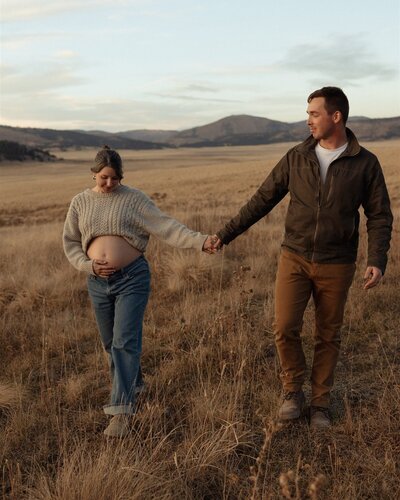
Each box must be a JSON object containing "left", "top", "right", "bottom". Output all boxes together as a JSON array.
[{"left": 125, "top": 269, "right": 151, "bottom": 296}]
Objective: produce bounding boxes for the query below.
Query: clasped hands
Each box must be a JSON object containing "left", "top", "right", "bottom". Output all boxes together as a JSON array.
[{"left": 202, "top": 234, "right": 223, "bottom": 255}]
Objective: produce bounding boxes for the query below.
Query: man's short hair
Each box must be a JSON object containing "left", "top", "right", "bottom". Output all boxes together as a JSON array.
[{"left": 308, "top": 87, "right": 349, "bottom": 124}]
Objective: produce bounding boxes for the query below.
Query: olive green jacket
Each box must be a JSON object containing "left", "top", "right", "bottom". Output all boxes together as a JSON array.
[{"left": 217, "top": 129, "right": 393, "bottom": 273}]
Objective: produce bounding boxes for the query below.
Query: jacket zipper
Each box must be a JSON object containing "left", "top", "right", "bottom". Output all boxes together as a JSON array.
[
  {"left": 326, "top": 173, "right": 335, "bottom": 204},
  {"left": 308, "top": 147, "right": 352, "bottom": 261},
  {"left": 311, "top": 204, "right": 320, "bottom": 262},
  {"left": 311, "top": 166, "right": 321, "bottom": 262},
  {"left": 323, "top": 153, "right": 344, "bottom": 204}
]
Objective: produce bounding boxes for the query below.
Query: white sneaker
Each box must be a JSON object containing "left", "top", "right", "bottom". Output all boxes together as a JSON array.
[{"left": 103, "top": 415, "right": 130, "bottom": 438}]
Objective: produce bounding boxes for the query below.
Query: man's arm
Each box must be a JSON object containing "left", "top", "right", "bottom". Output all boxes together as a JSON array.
[
  {"left": 362, "top": 158, "right": 393, "bottom": 281},
  {"left": 216, "top": 153, "right": 290, "bottom": 245}
]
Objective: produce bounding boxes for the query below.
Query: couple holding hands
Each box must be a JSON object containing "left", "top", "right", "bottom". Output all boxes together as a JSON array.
[{"left": 63, "top": 87, "right": 392, "bottom": 437}]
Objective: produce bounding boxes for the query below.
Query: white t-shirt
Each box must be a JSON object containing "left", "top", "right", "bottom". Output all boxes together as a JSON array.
[{"left": 315, "top": 142, "right": 348, "bottom": 184}]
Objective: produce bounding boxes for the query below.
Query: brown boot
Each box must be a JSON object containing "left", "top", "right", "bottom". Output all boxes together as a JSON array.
[
  {"left": 278, "top": 391, "right": 305, "bottom": 421},
  {"left": 310, "top": 406, "right": 331, "bottom": 430},
  {"left": 104, "top": 415, "right": 130, "bottom": 438}
]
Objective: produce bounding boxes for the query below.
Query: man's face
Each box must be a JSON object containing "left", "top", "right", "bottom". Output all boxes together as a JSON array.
[{"left": 306, "top": 97, "right": 336, "bottom": 141}]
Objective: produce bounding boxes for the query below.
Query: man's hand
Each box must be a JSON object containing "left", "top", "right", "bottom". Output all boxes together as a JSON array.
[
  {"left": 363, "top": 266, "right": 383, "bottom": 290},
  {"left": 92, "top": 259, "right": 116, "bottom": 277},
  {"left": 202, "top": 235, "right": 223, "bottom": 254}
]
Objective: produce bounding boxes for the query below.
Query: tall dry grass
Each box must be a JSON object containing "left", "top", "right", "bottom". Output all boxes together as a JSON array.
[{"left": 1, "top": 142, "right": 399, "bottom": 499}]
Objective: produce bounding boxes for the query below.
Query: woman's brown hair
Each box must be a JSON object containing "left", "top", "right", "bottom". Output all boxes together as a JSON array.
[{"left": 91, "top": 145, "right": 124, "bottom": 179}]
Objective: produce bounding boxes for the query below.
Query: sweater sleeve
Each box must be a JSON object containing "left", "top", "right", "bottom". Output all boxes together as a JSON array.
[
  {"left": 216, "top": 153, "right": 290, "bottom": 244},
  {"left": 140, "top": 199, "right": 208, "bottom": 250},
  {"left": 63, "top": 200, "right": 94, "bottom": 274}
]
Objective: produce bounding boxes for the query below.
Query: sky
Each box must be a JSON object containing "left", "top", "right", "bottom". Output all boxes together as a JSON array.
[{"left": 1, "top": 0, "right": 399, "bottom": 132}]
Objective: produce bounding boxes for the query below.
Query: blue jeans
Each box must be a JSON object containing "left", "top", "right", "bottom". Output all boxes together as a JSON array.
[{"left": 87, "top": 255, "right": 150, "bottom": 415}]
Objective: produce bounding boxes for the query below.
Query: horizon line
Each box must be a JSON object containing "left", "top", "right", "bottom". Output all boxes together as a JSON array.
[{"left": 1, "top": 113, "right": 399, "bottom": 134}]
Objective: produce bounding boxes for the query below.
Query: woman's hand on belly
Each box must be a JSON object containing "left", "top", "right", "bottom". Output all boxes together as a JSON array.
[
  {"left": 92, "top": 259, "right": 117, "bottom": 277},
  {"left": 87, "top": 236, "right": 143, "bottom": 271}
]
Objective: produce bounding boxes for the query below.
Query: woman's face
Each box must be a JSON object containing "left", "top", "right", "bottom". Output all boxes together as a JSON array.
[{"left": 94, "top": 167, "right": 120, "bottom": 193}]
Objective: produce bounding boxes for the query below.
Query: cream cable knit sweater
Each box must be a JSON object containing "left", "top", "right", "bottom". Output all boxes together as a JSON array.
[{"left": 63, "top": 185, "right": 207, "bottom": 274}]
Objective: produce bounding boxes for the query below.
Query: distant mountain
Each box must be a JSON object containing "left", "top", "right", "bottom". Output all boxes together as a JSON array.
[
  {"left": 167, "top": 115, "right": 294, "bottom": 147},
  {"left": 347, "top": 116, "right": 400, "bottom": 141},
  {"left": 117, "top": 129, "right": 178, "bottom": 143},
  {"left": 1, "top": 115, "right": 399, "bottom": 152},
  {"left": 0, "top": 126, "right": 169, "bottom": 150},
  {"left": 163, "top": 114, "right": 400, "bottom": 147}
]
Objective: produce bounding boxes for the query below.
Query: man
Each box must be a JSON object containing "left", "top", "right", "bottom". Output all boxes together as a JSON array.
[{"left": 211, "top": 87, "right": 393, "bottom": 429}]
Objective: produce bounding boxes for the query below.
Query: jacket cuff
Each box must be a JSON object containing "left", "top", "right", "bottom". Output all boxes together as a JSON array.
[
  {"left": 367, "top": 260, "right": 385, "bottom": 275},
  {"left": 216, "top": 228, "right": 234, "bottom": 245}
]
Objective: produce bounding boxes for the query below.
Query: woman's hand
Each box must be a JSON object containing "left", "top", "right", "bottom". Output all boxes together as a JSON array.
[
  {"left": 202, "top": 235, "right": 223, "bottom": 254},
  {"left": 92, "top": 259, "right": 116, "bottom": 277}
]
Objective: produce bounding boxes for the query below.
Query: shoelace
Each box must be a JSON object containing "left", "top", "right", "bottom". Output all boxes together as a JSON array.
[
  {"left": 310, "top": 406, "right": 330, "bottom": 417},
  {"left": 284, "top": 391, "right": 302, "bottom": 401}
]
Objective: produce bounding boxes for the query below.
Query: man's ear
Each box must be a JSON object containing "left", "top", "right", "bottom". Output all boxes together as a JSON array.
[{"left": 332, "top": 110, "right": 342, "bottom": 124}]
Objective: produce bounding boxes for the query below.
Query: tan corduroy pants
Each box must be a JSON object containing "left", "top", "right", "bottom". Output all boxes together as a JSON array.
[{"left": 274, "top": 250, "right": 356, "bottom": 407}]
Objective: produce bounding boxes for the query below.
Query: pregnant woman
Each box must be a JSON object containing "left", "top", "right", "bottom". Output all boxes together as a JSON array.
[{"left": 63, "top": 145, "right": 214, "bottom": 437}]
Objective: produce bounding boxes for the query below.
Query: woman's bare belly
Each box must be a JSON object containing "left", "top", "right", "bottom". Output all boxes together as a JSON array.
[{"left": 87, "top": 236, "right": 142, "bottom": 269}]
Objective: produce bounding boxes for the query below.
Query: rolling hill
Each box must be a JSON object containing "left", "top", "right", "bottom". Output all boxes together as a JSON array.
[
  {"left": 156, "top": 115, "right": 400, "bottom": 147},
  {"left": 0, "top": 126, "right": 169, "bottom": 150},
  {"left": 1, "top": 115, "right": 399, "bottom": 151},
  {"left": 117, "top": 129, "right": 178, "bottom": 143},
  {"left": 167, "top": 115, "right": 294, "bottom": 147}
]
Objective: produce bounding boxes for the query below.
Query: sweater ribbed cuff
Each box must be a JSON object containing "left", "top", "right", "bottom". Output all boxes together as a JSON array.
[
  {"left": 197, "top": 234, "right": 209, "bottom": 251},
  {"left": 80, "top": 259, "right": 95, "bottom": 275}
]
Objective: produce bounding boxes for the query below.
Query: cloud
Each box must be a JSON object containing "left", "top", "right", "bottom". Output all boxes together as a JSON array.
[
  {"left": 1, "top": 62, "right": 86, "bottom": 94},
  {"left": 0, "top": 93, "right": 196, "bottom": 130},
  {"left": 149, "top": 93, "right": 241, "bottom": 104},
  {"left": 177, "top": 83, "right": 218, "bottom": 93},
  {"left": 142, "top": 77, "right": 240, "bottom": 103},
  {"left": 144, "top": 75, "right": 273, "bottom": 104},
  {"left": 203, "top": 64, "right": 277, "bottom": 77},
  {"left": 1, "top": 32, "right": 66, "bottom": 49},
  {"left": 1, "top": 90, "right": 254, "bottom": 131},
  {"left": 56, "top": 50, "right": 77, "bottom": 59},
  {"left": 0, "top": 64, "right": 20, "bottom": 78},
  {"left": 1, "top": 0, "right": 133, "bottom": 21},
  {"left": 279, "top": 35, "right": 398, "bottom": 84}
]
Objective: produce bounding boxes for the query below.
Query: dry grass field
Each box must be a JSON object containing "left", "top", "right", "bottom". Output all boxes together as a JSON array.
[{"left": 0, "top": 141, "right": 399, "bottom": 499}]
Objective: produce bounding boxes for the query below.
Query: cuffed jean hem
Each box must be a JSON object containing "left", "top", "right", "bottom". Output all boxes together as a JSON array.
[
  {"left": 103, "top": 404, "right": 136, "bottom": 416},
  {"left": 282, "top": 383, "right": 304, "bottom": 393}
]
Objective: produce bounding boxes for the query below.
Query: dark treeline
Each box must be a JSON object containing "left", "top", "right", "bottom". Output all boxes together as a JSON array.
[{"left": 0, "top": 140, "right": 58, "bottom": 162}]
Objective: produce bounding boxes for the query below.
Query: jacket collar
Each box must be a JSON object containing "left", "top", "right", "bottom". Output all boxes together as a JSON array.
[{"left": 295, "top": 127, "right": 361, "bottom": 159}]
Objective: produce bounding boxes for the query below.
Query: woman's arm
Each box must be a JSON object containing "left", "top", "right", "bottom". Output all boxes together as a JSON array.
[
  {"left": 62, "top": 202, "right": 94, "bottom": 274},
  {"left": 141, "top": 199, "right": 208, "bottom": 250}
]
